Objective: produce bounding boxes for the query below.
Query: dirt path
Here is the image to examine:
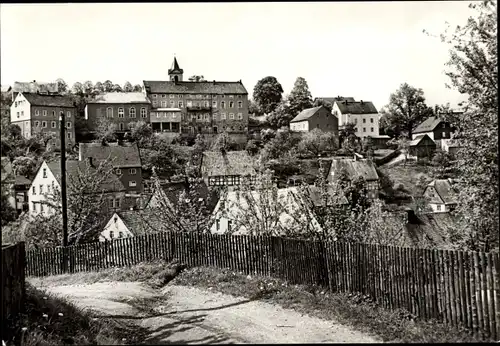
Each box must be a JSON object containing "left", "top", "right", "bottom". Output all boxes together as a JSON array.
[{"left": 33, "top": 281, "right": 380, "bottom": 344}]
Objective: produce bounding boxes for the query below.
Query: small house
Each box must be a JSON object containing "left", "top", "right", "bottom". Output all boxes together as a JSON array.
[
  {"left": 422, "top": 179, "right": 458, "bottom": 213},
  {"left": 100, "top": 211, "right": 159, "bottom": 241},
  {"left": 201, "top": 151, "right": 257, "bottom": 188},
  {"left": 412, "top": 116, "right": 456, "bottom": 148},
  {"left": 327, "top": 157, "right": 380, "bottom": 199},
  {"left": 289, "top": 105, "right": 339, "bottom": 136},
  {"left": 408, "top": 134, "right": 436, "bottom": 160}
]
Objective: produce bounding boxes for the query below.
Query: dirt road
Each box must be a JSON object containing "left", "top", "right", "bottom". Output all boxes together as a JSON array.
[{"left": 33, "top": 281, "right": 380, "bottom": 344}]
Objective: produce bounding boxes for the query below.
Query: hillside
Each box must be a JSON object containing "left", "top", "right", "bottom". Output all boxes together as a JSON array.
[{"left": 379, "top": 162, "right": 434, "bottom": 197}]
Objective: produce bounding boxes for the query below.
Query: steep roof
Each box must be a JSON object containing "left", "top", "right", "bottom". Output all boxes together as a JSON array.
[
  {"left": 409, "top": 134, "right": 435, "bottom": 147},
  {"left": 290, "top": 106, "right": 322, "bottom": 123},
  {"left": 427, "top": 179, "right": 457, "bottom": 205},
  {"left": 116, "top": 211, "right": 160, "bottom": 236},
  {"left": 315, "top": 97, "right": 355, "bottom": 104},
  {"left": 305, "top": 185, "right": 349, "bottom": 206},
  {"left": 143, "top": 80, "right": 248, "bottom": 95},
  {"left": 87, "top": 92, "right": 150, "bottom": 104},
  {"left": 1, "top": 85, "right": 11, "bottom": 93},
  {"left": 21, "top": 92, "right": 75, "bottom": 108},
  {"left": 329, "top": 158, "right": 379, "bottom": 182},
  {"left": 168, "top": 57, "right": 183, "bottom": 74},
  {"left": 334, "top": 100, "right": 378, "bottom": 114},
  {"left": 46, "top": 160, "right": 125, "bottom": 192},
  {"left": 413, "top": 116, "right": 444, "bottom": 134},
  {"left": 201, "top": 151, "right": 257, "bottom": 177},
  {"left": 79, "top": 142, "right": 142, "bottom": 168},
  {"left": 15, "top": 175, "right": 32, "bottom": 186}
]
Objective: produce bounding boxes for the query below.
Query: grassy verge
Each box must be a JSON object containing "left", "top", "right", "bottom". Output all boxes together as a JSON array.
[
  {"left": 3, "top": 283, "right": 148, "bottom": 346},
  {"left": 171, "top": 266, "right": 485, "bottom": 343},
  {"left": 28, "top": 259, "right": 185, "bottom": 289}
]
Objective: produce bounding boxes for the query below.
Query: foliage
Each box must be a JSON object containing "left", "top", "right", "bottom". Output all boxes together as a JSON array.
[
  {"left": 245, "top": 139, "right": 260, "bottom": 156},
  {"left": 388, "top": 135, "right": 410, "bottom": 166},
  {"left": 127, "top": 121, "right": 153, "bottom": 147},
  {"left": 188, "top": 75, "right": 206, "bottom": 82},
  {"left": 123, "top": 81, "right": 133, "bottom": 92},
  {"left": 380, "top": 83, "right": 434, "bottom": 138},
  {"left": 12, "top": 156, "right": 40, "bottom": 177},
  {"left": 430, "top": 149, "right": 455, "bottom": 178},
  {"left": 210, "top": 132, "right": 237, "bottom": 153},
  {"left": 103, "top": 80, "right": 113, "bottom": 92},
  {"left": 313, "top": 98, "right": 333, "bottom": 112},
  {"left": 19, "top": 159, "right": 117, "bottom": 248},
  {"left": 133, "top": 84, "right": 143, "bottom": 92},
  {"left": 436, "top": 0, "right": 498, "bottom": 252},
  {"left": 71, "top": 82, "right": 84, "bottom": 95},
  {"left": 287, "top": 77, "right": 313, "bottom": 118},
  {"left": 266, "top": 98, "right": 294, "bottom": 129},
  {"left": 259, "top": 129, "right": 300, "bottom": 163},
  {"left": 1, "top": 186, "right": 17, "bottom": 227},
  {"left": 361, "top": 136, "right": 374, "bottom": 158},
  {"left": 56, "top": 78, "right": 68, "bottom": 94},
  {"left": 297, "top": 128, "right": 338, "bottom": 157},
  {"left": 93, "top": 116, "right": 117, "bottom": 143},
  {"left": 253, "top": 76, "right": 284, "bottom": 114},
  {"left": 260, "top": 128, "right": 276, "bottom": 143},
  {"left": 248, "top": 99, "right": 263, "bottom": 117}
]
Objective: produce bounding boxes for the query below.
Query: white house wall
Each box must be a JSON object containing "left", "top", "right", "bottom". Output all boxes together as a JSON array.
[
  {"left": 429, "top": 203, "right": 450, "bottom": 213},
  {"left": 10, "top": 94, "right": 32, "bottom": 138},
  {"left": 28, "top": 161, "right": 60, "bottom": 216},
  {"left": 99, "top": 213, "right": 134, "bottom": 241},
  {"left": 412, "top": 131, "right": 434, "bottom": 141},
  {"left": 290, "top": 121, "right": 309, "bottom": 132}
]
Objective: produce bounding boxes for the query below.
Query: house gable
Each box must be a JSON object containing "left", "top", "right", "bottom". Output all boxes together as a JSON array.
[
  {"left": 10, "top": 93, "right": 32, "bottom": 123},
  {"left": 423, "top": 186, "right": 445, "bottom": 204},
  {"left": 100, "top": 213, "right": 133, "bottom": 241},
  {"left": 28, "top": 160, "right": 60, "bottom": 215}
]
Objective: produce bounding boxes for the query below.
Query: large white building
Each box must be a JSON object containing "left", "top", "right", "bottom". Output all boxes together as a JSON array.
[{"left": 332, "top": 98, "right": 380, "bottom": 138}]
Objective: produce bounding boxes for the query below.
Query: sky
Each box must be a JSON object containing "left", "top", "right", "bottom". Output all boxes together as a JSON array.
[{"left": 1, "top": 2, "right": 476, "bottom": 110}]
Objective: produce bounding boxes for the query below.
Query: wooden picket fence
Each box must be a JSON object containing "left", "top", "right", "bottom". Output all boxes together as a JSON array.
[
  {"left": 2, "top": 242, "right": 26, "bottom": 324},
  {"left": 25, "top": 232, "right": 500, "bottom": 340}
]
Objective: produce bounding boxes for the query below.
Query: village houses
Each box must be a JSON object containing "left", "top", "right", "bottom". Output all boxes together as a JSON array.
[
  {"left": 412, "top": 116, "right": 456, "bottom": 150},
  {"left": 408, "top": 134, "right": 437, "bottom": 160},
  {"left": 327, "top": 157, "right": 380, "bottom": 199},
  {"left": 84, "top": 92, "right": 151, "bottom": 134},
  {"left": 289, "top": 105, "right": 339, "bottom": 137},
  {"left": 143, "top": 57, "right": 250, "bottom": 140},
  {"left": 332, "top": 98, "right": 380, "bottom": 138},
  {"left": 200, "top": 151, "right": 257, "bottom": 188},
  {"left": 28, "top": 160, "right": 126, "bottom": 216},
  {"left": 10, "top": 92, "right": 76, "bottom": 145},
  {"left": 422, "top": 179, "right": 458, "bottom": 213}
]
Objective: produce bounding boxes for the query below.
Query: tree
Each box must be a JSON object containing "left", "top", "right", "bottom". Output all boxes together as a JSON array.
[
  {"left": 253, "top": 76, "right": 284, "bottom": 114},
  {"left": 123, "top": 81, "right": 133, "bottom": 92},
  {"left": 21, "top": 158, "right": 118, "bottom": 247},
  {"left": 103, "top": 80, "right": 114, "bottom": 92},
  {"left": 71, "top": 82, "right": 84, "bottom": 95},
  {"left": 297, "top": 128, "right": 337, "bottom": 157},
  {"left": 388, "top": 135, "right": 410, "bottom": 166},
  {"left": 112, "top": 84, "right": 123, "bottom": 92},
  {"left": 434, "top": 0, "right": 498, "bottom": 252},
  {"left": 381, "top": 83, "right": 434, "bottom": 138},
  {"left": 188, "top": 75, "right": 206, "bottom": 82},
  {"left": 127, "top": 121, "right": 153, "bottom": 147},
  {"left": 12, "top": 156, "right": 39, "bottom": 177},
  {"left": 431, "top": 149, "right": 455, "bottom": 178},
  {"left": 83, "top": 81, "right": 94, "bottom": 95},
  {"left": 287, "top": 77, "right": 313, "bottom": 118},
  {"left": 94, "top": 116, "right": 117, "bottom": 143},
  {"left": 56, "top": 78, "right": 68, "bottom": 94},
  {"left": 266, "top": 98, "right": 293, "bottom": 129},
  {"left": 210, "top": 132, "right": 237, "bottom": 153},
  {"left": 133, "top": 84, "right": 143, "bottom": 92},
  {"left": 313, "top": 98, "right": 333, "bottom": 112},
  {"left": 361, "top": 136, "right": 374, "bottom": 158},
  {"left": 1, "top": 186, "right": 17, "bottom": 227},
  {"left": 94, "top": 82, "right": 105, "bottom": 93},
  {"left": 248, "top": 99, "right": 263, "bottom": 117},
  {"left": 245, "top": 139, "right": 259, "bottom": 156}
]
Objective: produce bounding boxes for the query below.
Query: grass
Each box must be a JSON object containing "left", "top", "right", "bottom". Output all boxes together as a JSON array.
[
  {"left": 171, "top": 266, "right": 486, "bottom": 343},
  {"left": 2, "top": 283, "right": 147, "bottom": 346},
  {"left": 380, "top": 161, "right": 433, "bottom": 197}
]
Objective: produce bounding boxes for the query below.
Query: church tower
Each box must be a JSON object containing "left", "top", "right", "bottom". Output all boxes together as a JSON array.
[{"left": 168, "top": 56, "right": 184, "bottom": 82}]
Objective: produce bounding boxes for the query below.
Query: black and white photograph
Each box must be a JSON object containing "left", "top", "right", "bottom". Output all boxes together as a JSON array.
[{"left": 1, "top": 1, "right": 498, "bottom": 344}]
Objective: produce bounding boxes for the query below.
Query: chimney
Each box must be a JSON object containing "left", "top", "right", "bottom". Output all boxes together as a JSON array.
[
  {"left": 213, "top": 80, "right": 216, "bottom": 85},
  {"left": 360, "top": 100, "right": 364, "bottom": 105}
]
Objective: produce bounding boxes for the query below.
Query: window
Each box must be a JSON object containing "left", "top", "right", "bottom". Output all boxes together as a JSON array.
[
  {"left": 442, "top": 132, "right": 446, "bottom": 138},
  {"left": 170, "top": 101, "right": 175, "bottom": 107},
  {"left": 161, "top": 101, "right": 167, "bottom": 108},
  {"left": 221, "top": 113, "right": 227, "bottom": 120},
  {"left": 216, "top": 219, "right": 220, "bottom": 231},
  {"left": 110, "top": 231, "right": 114, "bottom": 238},
  {"left": 35, "top": 110, "right": 40, "bottom": 116},
  {"left": 153, "top": 94, "right": 157, "bottom": 98},
  {"left": 229, "top": 101, "right": 234, "bottom": 108},
  {"left": 118, "top": 108, "right": 124, "bottom": 118},
  {"left": 228, "top": 220, "right": 232, "bottom": 232},
  {"left": 67, "top": 111, "right": 71, "bottom": 118},
  {"left": 116, "top": 168, "right": 122, "bottom": 175},
  {"left": 43, "top": 168, "right": 47, "bottom": 178},
  {"left": 437, "top": 205, "right": 441, "bottom": 211},
  {"left": 34, "top": 121, "right": 39, "bottom": 128},
  {"left": 238, "top": 101, "right": 243, "bottom": 108},
  {"left": 39, "top": 184, "right": 43, "bottom": 194},
  {"left": 67, "top": 122, "right": 71, "bottom": 128},
  {"left": 67, "top": 132, "right": 72, "bottom": 139},
  {"left": 118, "top": 231, "right": 123, "bottom": 238},
  {"left": 212, "top": 101, "right": 217, "bottom": 108},
  {"left": 196, "top": 94, "right": 202, "bottom": 99},
  {"left": 363, "top": 118, "right": 366, "bottom": 123},
  {"left": 221, "top": 95, "right": 225, "bottom": 98},
  {"left": 229, "top": 113, "right": 234, "bottom": 120},
  {"left": 178, "top": 101, "right": 184, "bottom": 108},
  {"left": 221, "top": 101, "right": 226, "bottom": 109},
  {"left": 370, "top": 118, "right": 374, "bottom": 123},
  {"left": 442, "top": 123, "right": 446, "bottom": 128},
  {"left": 161, "top": 94, "right": 166, "bottom": 98},
  {"left": 141, "top": 108, "right": 147, "bottom": 118},
  {"left": 129, "top": 181, "right": 137, "bottom": 187},
  {"left": 119, "top": 123, "right": 124, "bottom": 131},
  {"left": 129, "top": 168, "right": 136, "bottom": 174},
  {"left": 51, "top": 121, "right": 56, "bottom": 128},
  {"left": 238, "top": 113, "right": 243, "bottom": 120},
  {"left": 115, "top": 198, "right": 121, "bottom": 208},
  {"left": 106, "top": 107, "right": 113, "bottom": 118},
  {"left": 41, "top": 121, "right": 47, "bottom": 128},
  {"left": 205, "top": 113, "right": 210, "bottom": 121},
  {"left": 197, "top": 114, "right": 203, "bottom": 121},
  {"left": 170, "top": 94, "right": 175, "bottom": 98},
  {"left": 32, "top": 186, "right": 36, "bottom": 195},
  {"left": 32, "top": 202, "right": 36, "bottom": 212},
  {"left": 125, "top": 107, "right": 135, "bottom": 118},
  {"left": 52, "top": 111, "right": 56, "bottom": 117},
  {"left": 371, "top": 127, "right": 374, "bottom": 132},
  {"left": 229, "top": 95, "right": 234, "bottom": 99},
  {"left": 355, "top": 128, "right": 358, "bottom": 132},
  {"left": 40, "top": 203, "right": 44, "bottom": 212},
  {"left": 43, "top": 110, "right": 47, "bottom": 116},
  {"left": 187, "top": 101, "right": 193, "bottom": 107},
  {"left": 152, "top": 100, "right": 158, "bottom": 107},
  {"left": 16, "top": 112, "right": 19, "bottom": 118},
  {"left": 363, "top": 128, "right": 366, "bottom": 132},
  {"left": 178, "top": 94, "right": 183, "bottom": 98},
  {"left": 203, "top": 101, "right": 208, "bottom": 107}
]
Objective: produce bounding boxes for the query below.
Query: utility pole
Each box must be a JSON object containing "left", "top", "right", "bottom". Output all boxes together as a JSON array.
[{"left": 59, "top": 111, "right": 68, "bottom": 247}]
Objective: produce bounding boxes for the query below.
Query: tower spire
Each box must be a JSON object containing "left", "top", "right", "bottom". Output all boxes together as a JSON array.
[{"left": 168, "top": 55, "right": 184, "bottom": 82}]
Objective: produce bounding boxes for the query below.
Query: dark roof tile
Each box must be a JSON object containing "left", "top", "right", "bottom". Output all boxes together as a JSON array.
[
  {"left": 290, "top": 106, "right": 323, "bottom": 122},
  {"left": 143, "top": 80, "right": 248, "bottom": 95},
  {"left": 79, "top": 142, "right": 141, "bottom": 168},
  {"left": 201, "top": 151, "right": 257, "bottom": 177},
  {"left": 413, "top": 116, "right": 444, "bottom": 134},
  {"left": 21, "top": 92, "right": 75, "bottom": 108},
  {"left": 334, "top": 100, "right": 378, "bottom": 114}
]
